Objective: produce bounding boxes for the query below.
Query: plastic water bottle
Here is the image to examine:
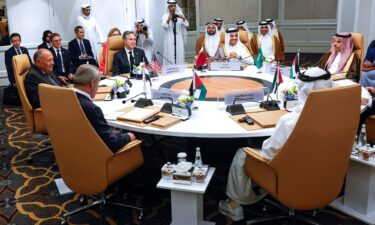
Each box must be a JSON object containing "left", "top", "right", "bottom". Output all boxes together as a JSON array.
[
  {"left": 358, "top": 124, "right": 367, "bottom": 147},
  {"left": 194, "top": 147, "right": 202, "bottom": 167}
]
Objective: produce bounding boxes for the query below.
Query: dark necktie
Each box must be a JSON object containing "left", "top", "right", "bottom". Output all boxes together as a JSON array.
[
  {"left": 79, "top": 41, "right": 86, "bottom": 54},
  {"left": 16, "top": 49, "right": 21, "bottom": 55},
  {"left": 129, "top": 51, "right": 135, "bottom": 70},
  {"left": 56, "top": 49, "right": 63, "bottom": 74}
]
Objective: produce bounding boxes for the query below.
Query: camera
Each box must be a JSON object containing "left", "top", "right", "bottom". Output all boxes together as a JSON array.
[
  {"left": 172, "top": 13, "right": 179, "bottom": 22},
  {"left": 142, "top": 26, "right": 148, "bottom": 32}
]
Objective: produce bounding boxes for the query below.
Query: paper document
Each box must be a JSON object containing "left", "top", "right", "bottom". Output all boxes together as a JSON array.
[{"left": 118, "top": 108, "right": 157, "bottom": 122}]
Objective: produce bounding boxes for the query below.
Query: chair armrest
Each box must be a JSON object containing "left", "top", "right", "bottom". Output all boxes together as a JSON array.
[
  {"left": 242, "top": 147, "right": 269, "bottom": 163},
  {"left": 113, "top": 140, "right": 142, "bottom": 156}
]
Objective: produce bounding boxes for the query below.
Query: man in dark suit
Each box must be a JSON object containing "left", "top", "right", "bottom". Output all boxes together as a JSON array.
[
  {"left": 24, "top": 49, "right": 62, "bottom": 109},
  {"left": 112, "top": 31, "right": 148, "bottom": 78},
  {"left": 5, "top": 33, "right": 32, "bottom": 85},
  {"left": 68, "top": 26, "right": 98, "bottom": 71},
  {"left": 73, "top": 64, "right": 136, "bottom": 152},
  {"left": 49, "top": 33, "right": 74, "bottom": 84}
]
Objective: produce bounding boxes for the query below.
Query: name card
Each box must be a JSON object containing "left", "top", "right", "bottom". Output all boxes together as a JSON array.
[
  {"left": 151, "top": 87, "right": 183, "bottom": 102},
  {"left": 224, "top": 89, "right": 265, "bottom": 105},
  {"left": 209, "top": 61, "right": 241, "bottom": 71},
  {"left": 162, "top": 64, "right": 186, "bottom": 75}
]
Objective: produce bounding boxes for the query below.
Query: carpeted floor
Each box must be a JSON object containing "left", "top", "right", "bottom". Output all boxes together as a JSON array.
[{"left": 0, "top": 105, "right": 368, "bottom": 225}]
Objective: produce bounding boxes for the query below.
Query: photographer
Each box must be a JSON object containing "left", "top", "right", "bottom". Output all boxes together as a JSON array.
[
  {"left": 134, "top": 18, "right": 154, "bottom": 62},
  {"left": 162, "top": 0, "right": 189, "bottom": 65}
]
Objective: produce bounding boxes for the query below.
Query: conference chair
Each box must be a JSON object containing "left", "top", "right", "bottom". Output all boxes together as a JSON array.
[
  {"left": 243, "top": 84, "right": 361, "bottom": 224},
  {"left": 105, "top": 35, "right": 123, "bottom": 76},
  {"left": 13, "top": 54, "right": 52, "bottom": 162},
  {"left": 351, "top": 32, "right": 364, "bottom": 62},
  {"left": 38, "top": 84, "right": 144, "bottom": 224}
]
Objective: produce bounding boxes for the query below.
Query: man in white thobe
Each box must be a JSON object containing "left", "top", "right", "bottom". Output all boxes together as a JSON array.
[
  {"left": 77, "top": 4, "right": 103, "bottom": 57},
  {"left": 218, "top": 67, "right": 335, "bottom": 221},
  {"left": 162, "top": 0, "right": 189, "bottom": 65},
  {"left": 214, "top": 18, "right": 225, "bottom": 36},
  {"left": 134, "top": 18, "right": 154, "bottom": 62}
]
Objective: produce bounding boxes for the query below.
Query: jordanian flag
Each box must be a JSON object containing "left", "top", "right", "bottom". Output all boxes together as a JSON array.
[
  {"left": 254, "top": 47, "right": 265, "bottom": 69},
  {"left": 271, "top": 65, "right": 283, "bottom": 93},
  {"left": 189, "top": 73, "right": 207, "bottom": 100}
]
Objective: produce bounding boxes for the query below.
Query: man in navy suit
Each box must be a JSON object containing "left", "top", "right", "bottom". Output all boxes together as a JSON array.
[
  {"left": 5, "top": 33, "right": 32, "bottom": 85},
  {"left": 49, "top": 33, "right": 74, "bottom": 85},
  {"left": 112, "top": 31, "right": 148, "bottom": 78},
  {"left": 68, "top": 26, "right": 98, "bottom": 71},
  {"left": 73, "top": 64, "right": 136, "bottom": 152},
  {"left": 24, "top": 49, "right": 62, "bottom": 109}
]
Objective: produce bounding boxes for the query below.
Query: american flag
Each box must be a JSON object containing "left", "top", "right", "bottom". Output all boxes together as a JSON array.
[{"left": 149, "top": 53, "right": 161, "bottom": 76}]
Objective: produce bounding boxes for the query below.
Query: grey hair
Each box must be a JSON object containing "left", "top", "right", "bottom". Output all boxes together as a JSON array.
[{"left": 73, "top": 64, "right": 100, "bottom": 85}]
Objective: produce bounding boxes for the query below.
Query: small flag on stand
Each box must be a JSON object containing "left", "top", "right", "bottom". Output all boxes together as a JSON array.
[
  {"left": 271, "top": 64, "right": 283, "bottom": 94},
  {"left": 189, "top": 72, "right": 207, "bottom": 100},
  {"left": 149, "top": 53, "right": 162, "bottom": 76},
  {"left": 254, "top": 47, "right": 265, "bottom": 69},
  {"left": 289, "top": 52, "right": 300, "bottom": 78},
  {"left": 195, "top": 50, "right": 208, "bottom": 69}
]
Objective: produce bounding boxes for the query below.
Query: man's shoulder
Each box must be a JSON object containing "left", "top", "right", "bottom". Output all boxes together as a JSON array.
[
  {"left": 68, "top": 39, "right": 76, "bottom": 46},
  {"left": 20, "top": 46, "right": 29, "bottom": 52},
  {"left": 134, "top": 47, "right": 145, "bottom": 54},
  {"left": 25, "top": 66, "right": 42, "bottom": 81},
  {"left": 76, "top": 92, "right": 99, "bottom": 111},
  {"left": 5, "top": 47, "right": 13, "bottom": 55}
]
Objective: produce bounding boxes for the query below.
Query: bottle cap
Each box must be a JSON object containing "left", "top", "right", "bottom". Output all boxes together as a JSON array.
[{"left": 177, "top": 152, "right": 187, "bottom": 158}]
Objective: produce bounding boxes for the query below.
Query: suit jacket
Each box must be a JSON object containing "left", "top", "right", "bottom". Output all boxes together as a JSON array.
[
  {"left": 24, "top": 65, "right": 61, "bottom": 109},
  {"left": 68, "top": 38, "right": 98, "bottom": 69},
  {"left": 38, "top": 42, "right": 50, "bottom": 50},
  {"left": 112, "top": 47, "right": 148, "bottom": 76},
  {"left": 49, "top": 47, "right": 74, "bottom": 77},
  {"left": 5, "top": 46, "right": 32, "bottom": 84},
  {"left": 76, "top": 92, "right": 130, "bottom": 153}
]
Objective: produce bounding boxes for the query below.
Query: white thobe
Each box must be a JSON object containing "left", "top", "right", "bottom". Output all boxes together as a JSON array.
[
  {"left": 162, "top": 14, "right": 189, "bottom": 65},
  {"left": 136, "top": 29, "right": 154, "bottom": 62},
  {"left": 259, "top": 35, "right": 274, "bottom": 59},
  {"left": 77, "top": 15, "right": 103, "bottom": 57},
  {"left": 226, "top": 105, "right": 303, "bottom": 204},
  {"left": 328, "top": 53, "right": 342, "bottom": 74}
]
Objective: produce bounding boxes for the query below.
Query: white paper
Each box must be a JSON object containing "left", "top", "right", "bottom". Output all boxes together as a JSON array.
[
  {"left": 55, "top": 178, "right": 73, "bottom": 195},
  {"left": 105, "top": 112, "right": 125, "bottom": 121}
]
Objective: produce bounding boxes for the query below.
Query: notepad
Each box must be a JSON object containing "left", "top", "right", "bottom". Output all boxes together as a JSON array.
[{"left": 117, "top": 108, "right": 158, "bottom": 122}]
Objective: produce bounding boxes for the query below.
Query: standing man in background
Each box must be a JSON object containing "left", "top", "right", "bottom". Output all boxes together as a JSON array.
[
  {"left": 162, "top": 0, "right": 189, "bottom": 65},
  {"left": 214, "top": 18, "right": 225, "bottom": 36},
  {"left": 135, "top": 18, "right": 154, "bottom": 62},
  {"left": 68, "top": 25, "right": 98, "bottom": 71},
  {"left": 77, "top": 4, "right": 103, "bottom": 57},
  {"left": 5, "top": 33, "right": 32, "bottom": 85}
]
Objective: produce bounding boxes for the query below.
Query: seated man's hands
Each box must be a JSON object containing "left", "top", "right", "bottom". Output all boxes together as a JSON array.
[
  {"left": 128, "top": 132, "right": 136, "bottom": 142},
  {"left": 367, "top": 87, "right": 375, "bottom": 96},
  {"left": 58, "top": 76, "right": 69, "bottom": 85},
  {"left": 228, "top": 51, "right": 239, "bottom": 59},
  {"left": 361, "top": 98, "right": 369, "bottom": 106},
  {"left": 364, "top": 60, "right": 374, "bottom": 67},
  {"left": 68, "top": 73, "right": 75, "bottom": 81}
]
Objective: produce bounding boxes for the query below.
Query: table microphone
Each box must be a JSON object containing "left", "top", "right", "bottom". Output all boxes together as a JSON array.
[
  {"left": 122, "top": 92, "right": 147, "bottom": 104},
  {"left": 157, "top": 51, "right": 173, "bottom": 65}
]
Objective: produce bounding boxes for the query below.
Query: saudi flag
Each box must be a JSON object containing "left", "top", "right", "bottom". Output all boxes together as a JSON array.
[
  {"left": 271, "top": 65, "right": 283, "bottom": 93},
  {"left": 189, "top": 73, "right": 207, "bottom": 100},
  {"left": 254, "top": 47, "right": 265, "bottom": 69}
]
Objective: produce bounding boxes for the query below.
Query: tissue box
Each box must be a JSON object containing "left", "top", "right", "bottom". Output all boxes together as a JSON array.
[{"left": 173, "top": 171, "right": 192, "bottom": 185}]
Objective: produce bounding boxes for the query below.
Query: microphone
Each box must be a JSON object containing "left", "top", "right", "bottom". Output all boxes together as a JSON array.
[
  {"left": 122, "top": 92, "right": 147, "bottom": 104},
  {"left": 157, "top": 51, "right": 173, "bottom": 65}
]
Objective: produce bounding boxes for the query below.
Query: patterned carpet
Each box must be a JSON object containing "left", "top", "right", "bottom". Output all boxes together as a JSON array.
[{"left": 0, "top": 105, "right": 368, "bottom": 225}]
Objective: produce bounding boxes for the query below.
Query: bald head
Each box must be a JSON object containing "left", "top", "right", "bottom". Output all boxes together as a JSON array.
[{"left": 34, "top": 49, "right": 54, "bottom": 73}]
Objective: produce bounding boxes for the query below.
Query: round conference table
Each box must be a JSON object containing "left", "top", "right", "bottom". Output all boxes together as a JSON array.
[{"left": 96, "top": 65, "right": 286, "bottom": 138}]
